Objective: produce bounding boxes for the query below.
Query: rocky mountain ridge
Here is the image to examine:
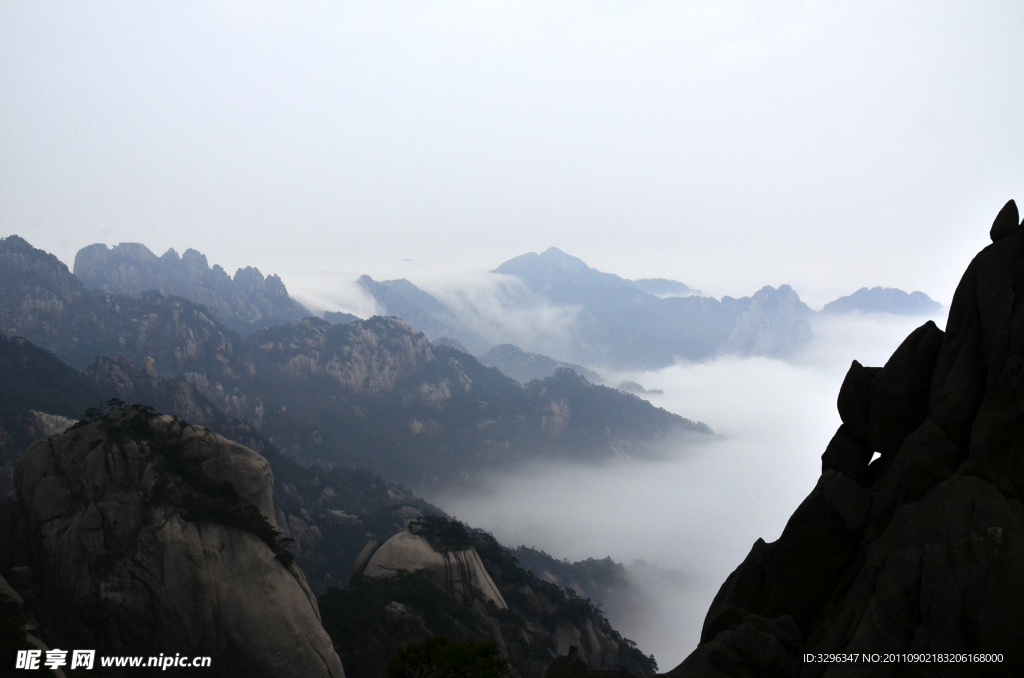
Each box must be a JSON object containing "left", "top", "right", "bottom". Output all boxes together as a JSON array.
[
  {"left": 492, "top": 247, "right": 814, "bottom": 368},
  {"left": 0, "top": 236, "right": 709, "bottom": 490},
  {"left": 74, "top": 242, "right": 310, "bottom": 334},
  {"left": 357, "top": 275, "right": 492, "bottom": 355}
]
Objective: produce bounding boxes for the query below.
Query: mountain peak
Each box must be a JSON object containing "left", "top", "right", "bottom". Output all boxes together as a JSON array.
[{"left": 73, "top": 242, "right": 308, "bottom": 334}]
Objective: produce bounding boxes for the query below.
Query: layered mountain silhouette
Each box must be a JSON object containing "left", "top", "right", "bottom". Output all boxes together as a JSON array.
[
  {"left": 352, "top": 249, "right": 816, "bottom": 370},
  {"left": 493, "top": 247, "right": 814, "bottom": 368},
  {"left": 669, "top": 200, "right": 1024, "bottom": 676},
  {"left": 0, "top": 332, "right": 657, "bottom": 677},
  {"left": 0, "top": 236, "right": 709, "bottom": 490}
]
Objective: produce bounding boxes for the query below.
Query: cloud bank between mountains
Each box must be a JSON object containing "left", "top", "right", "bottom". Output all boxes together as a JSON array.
[{"left": 427, "top": 310, "right": 947, "bottom": 668}]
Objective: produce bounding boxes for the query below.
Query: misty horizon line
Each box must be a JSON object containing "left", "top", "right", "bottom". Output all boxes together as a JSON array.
[{"left": 36, "top": 234, "right": 949, "bottom": 312}]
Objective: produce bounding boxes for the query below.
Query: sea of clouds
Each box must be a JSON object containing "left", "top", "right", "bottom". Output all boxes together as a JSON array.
[{"left": 426, "top": 310, "right": 947, "bottom": 670}]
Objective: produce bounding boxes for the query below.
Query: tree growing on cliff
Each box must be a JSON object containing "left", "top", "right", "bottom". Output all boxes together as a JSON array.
[{"left": 387, "top": 636, "right": 508, "bottom": 678}]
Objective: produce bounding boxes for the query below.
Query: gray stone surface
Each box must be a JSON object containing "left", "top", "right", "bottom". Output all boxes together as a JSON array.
[{"left": 11, "top": 406, "right": 344, "bottom": 677}]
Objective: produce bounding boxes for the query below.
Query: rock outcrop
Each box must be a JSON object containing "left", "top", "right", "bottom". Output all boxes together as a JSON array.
[
  {"left": 362, "top": 530, "right": 508, "bottom": 611},
  {"left": 670, "top": 200, "right": 1024, "bottom": 677},
  {"left": 323, "top": 517, "right": 657, "bottom": 678},
  {"left": 6, "top": 405, "right": 344, "bottom": 677}
]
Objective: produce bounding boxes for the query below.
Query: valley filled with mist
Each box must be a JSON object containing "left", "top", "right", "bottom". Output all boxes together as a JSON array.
[
  {"left": 427, "top": 311, "right": 947, "bottom": 668},
  {"left": 3, "top": 4, "right": 1021, "bottom": 675},
  {"left": 1, "top": 227, "right": 955, "bottom": 674}
]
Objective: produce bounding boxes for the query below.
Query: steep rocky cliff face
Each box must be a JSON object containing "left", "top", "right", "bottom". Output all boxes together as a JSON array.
[
  {"left": 670, "top": 201, "right": 1024, "bottom": 677},
  {"left": 74, "top": 242, "right": 311, "bottom": 334},
  {"left": 0, "top": 236, "right": 84, "bottom": 347},
  {"left": 3, "top": 405, "right": 344, "bottom": 677}
]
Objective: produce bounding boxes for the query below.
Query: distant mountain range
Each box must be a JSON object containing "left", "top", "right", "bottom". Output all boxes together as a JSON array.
[
  {"left": 0, "top": 235, "right": 709, "bottom": 490},
  {"left": 358, "top": 247, "right": 944, "bottom": 371},
  {"left": 9, "top": 235, "right": 944, "bottom": 382},
  {"left": 821, "top": 286, "right": 943, "bottom": 315}
]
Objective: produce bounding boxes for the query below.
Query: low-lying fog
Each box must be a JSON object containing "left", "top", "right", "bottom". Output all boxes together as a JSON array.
[{"left": 425, "top": 311, "right": 947, "bottom": 670}]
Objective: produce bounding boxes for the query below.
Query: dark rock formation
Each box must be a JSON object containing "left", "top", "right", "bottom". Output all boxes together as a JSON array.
[
  {"left": 0, "top": 330, "right": 103, "bottom": 499},
  {"left": 5, "top": 405, "right": 344, "bottom": 677},
  {"left": 479, "top": 343, "right": 604, "bottom": 385},
  {"left": 822, "top": 287, "right": 943, "bottom": 316},
  {"left": 988, "top": 199, "right": 1019, "bottom": 242},
  {"left": 669, "top": 202, "right": 1024, "bottom": 677},
  {"left": 73, "top": 242, "right": 310, "bottom": 334}
]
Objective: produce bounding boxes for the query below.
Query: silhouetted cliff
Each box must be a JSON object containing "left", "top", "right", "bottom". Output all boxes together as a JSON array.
[{"left": 670, "top": 200, "right": 1024, "bottom": 677}]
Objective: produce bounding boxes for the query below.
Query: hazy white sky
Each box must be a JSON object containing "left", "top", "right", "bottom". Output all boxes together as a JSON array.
[{"left": 2, "top": 1, "right": 1022, "bottom": 307}]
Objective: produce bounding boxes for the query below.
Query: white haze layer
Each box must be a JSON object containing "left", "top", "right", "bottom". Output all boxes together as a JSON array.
[{"left": 426, "top": 310, "right": 947, "bottom": 670}]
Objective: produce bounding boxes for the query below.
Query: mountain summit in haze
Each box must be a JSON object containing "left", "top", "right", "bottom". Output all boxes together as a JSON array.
[
  {"left": 494, "top": 247, "right": 813, "bottom": 368},
  {"left": 821, "top": 286, "right": 943, "bottom": 315},
  {"left": 74, "top": 242, "right": 310, "bottom": 334}
]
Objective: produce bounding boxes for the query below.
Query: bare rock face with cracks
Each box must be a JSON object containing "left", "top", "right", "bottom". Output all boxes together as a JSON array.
[
  {"left": 8, "top": 405, "right": 345, "bottom": 677},
  {"left": 669, "top": 200, "right": 1024, "bottom": 677}
]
